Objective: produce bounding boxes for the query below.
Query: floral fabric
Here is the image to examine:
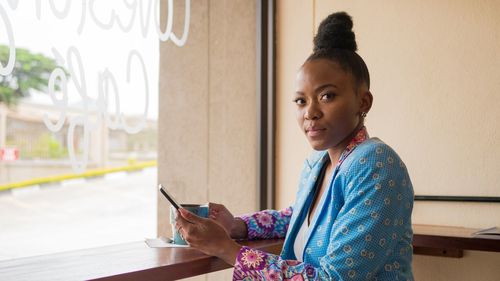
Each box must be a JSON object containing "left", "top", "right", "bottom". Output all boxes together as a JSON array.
[
  {"left": 234, "top": 127, "right": 414, "bottom": 280},
  {"left": 238, "top": 207, "right": 293, "bottom": 240}
]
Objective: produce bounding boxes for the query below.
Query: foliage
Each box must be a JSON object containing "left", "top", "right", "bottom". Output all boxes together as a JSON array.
[
  {"left": 9, "top": 133, "right": 68, "bottom": 160},
  {"left": 31, "top": 133, "right": 68, "bottom": 159},
  {"left": 0, "top": 45, "right": 64, "bottom": 106}
]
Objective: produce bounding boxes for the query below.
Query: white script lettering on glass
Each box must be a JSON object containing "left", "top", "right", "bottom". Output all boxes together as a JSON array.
[
  {"left": 0, "top": 0, "right": 190, "bottom": 172},
  {"left": 0, "top": 4, "right": 15, "bottom": 76}
]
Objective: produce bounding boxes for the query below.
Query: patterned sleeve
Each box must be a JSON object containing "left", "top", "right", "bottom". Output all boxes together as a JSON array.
[
  {"left": 237, "top": 207, "right": 293, "bottom": 240},
  {"left": 233, "top": 247, "right": 320, "bottom": 280},
  {"left": 232, "top": 144, "right": 414, "bottom": 280}
]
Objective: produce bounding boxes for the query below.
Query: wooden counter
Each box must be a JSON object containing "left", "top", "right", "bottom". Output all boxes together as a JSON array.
[
  {"left": 1, "top": 224, "right": 499, "bottom": 280},
  {"left": 0, "top": 239, "right": 283, "bottom": 281},
  {"left": 412, "top": 224, "right": 500, "bottom": 257}
]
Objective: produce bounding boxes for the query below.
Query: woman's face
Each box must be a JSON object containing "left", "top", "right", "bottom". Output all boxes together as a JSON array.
[{"left": 294, "top": 59, "right": 370, "bottom": 151}]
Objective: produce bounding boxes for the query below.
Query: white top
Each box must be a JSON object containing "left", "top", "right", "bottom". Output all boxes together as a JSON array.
[
  {"left": 293, "top": 212, "right": 310, "bottom": 261},
  {"left": 294, "top": 160, "right": 329, "bottom": 262}
]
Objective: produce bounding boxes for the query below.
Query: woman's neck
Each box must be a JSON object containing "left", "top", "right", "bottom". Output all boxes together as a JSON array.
[{"left": 327, "top": 122, "right": 364, "bottom": 164}]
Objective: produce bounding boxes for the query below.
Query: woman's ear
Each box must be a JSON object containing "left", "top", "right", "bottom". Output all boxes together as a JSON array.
[{"left": 359, "top": 90, "right": 373, "bottom": 115}]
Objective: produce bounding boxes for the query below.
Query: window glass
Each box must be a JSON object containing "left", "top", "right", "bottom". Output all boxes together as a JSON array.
[{"left": 0, "top": 1, "right": 186, "bottom": 260}]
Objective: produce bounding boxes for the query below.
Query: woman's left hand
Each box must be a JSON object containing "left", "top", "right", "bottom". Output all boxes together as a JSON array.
[{"left": 175, "top": 208, "right": 242, "bottom": 265}]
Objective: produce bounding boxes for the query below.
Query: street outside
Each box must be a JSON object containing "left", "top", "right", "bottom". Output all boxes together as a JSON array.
[{"left": 0, "top": 167, "right": 157, "bottom": 261}]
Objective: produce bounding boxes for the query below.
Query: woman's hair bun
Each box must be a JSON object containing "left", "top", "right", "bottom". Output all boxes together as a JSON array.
[{"left": 313, "top": 12, "right": 357, "bottom": 53}]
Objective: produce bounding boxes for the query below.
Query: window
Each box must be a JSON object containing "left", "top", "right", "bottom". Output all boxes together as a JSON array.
[{"left": 0, "top": 1, "right": 176, "bottom": 260}]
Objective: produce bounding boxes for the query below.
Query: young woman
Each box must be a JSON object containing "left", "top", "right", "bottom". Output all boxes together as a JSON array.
[{"left": 175, "top": 11, "right": 414, "bottom": 280}]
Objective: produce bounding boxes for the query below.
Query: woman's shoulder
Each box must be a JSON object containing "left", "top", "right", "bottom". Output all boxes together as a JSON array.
[
  {"left": 344, "top": 137, "right": 407, "bottom": 170},
  {"left": 355, "top": 137, "right": 399, "bottom": 156}
]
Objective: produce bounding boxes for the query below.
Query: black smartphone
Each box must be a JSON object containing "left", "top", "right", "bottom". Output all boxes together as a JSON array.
[{"left": 158, "top": 184, "right": 181, "bottom": 210}]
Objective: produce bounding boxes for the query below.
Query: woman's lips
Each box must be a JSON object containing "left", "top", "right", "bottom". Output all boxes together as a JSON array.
[{"left": 306, "top": 128, "right": 326, "bottom": 137}]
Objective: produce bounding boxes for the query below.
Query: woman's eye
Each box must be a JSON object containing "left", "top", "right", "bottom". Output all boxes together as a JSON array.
[
  {"left": 293, "top": 98, "right": 306, "bottom": 105},
  {"left": 320, "top": 93, "right": 335, "bottom": 101}
]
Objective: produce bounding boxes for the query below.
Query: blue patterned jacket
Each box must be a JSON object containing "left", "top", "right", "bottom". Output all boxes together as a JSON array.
[{"left": 234, "top": 135, "right": 414, "bottom": 280}]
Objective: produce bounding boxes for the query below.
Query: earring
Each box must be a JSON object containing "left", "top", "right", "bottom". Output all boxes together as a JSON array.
[{"left": 360, "top": 112, "right": 367, "bottom": 118}]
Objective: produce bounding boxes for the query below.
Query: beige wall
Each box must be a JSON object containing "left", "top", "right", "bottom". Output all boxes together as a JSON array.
[
  {"left": 276, "top": 0, "right": 500, "bottom": 280},
  {"left": 157, "top": 1, "right": 257, "bottom": 280}
]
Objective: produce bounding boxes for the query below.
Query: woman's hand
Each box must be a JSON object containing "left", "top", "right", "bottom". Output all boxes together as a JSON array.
[
  {"left": 209, "top": 202, "right": 247, "bottom": 239},
  {"left": 175, "top": 208, "right": 241, "bottom": 265}
]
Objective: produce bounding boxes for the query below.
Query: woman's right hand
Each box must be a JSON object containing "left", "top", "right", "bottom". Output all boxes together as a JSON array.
[{"left": 208, "top": 202, "right": 247, "bottom": 239}]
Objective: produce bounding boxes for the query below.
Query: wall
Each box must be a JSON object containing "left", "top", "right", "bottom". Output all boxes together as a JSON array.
[
  {"left": 275, "top": 1, "right": 500, "bottom": 280},
  {"left": 157, "top": 0, "right": 257, "bottom": 280}
]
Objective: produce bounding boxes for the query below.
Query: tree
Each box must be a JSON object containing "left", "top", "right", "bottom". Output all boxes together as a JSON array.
[{"left": 0, "top": 45, "right": 63, "bottom": 106}]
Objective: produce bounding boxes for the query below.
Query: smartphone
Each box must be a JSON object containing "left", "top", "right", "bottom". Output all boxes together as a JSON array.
[{"left": 158, "top": 184, "right": 181, "bottom": 210}]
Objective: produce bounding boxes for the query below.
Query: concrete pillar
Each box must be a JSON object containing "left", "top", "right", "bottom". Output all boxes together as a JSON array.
[{"left": 157, "top": 0, "right": 257, "bottom": 279}]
